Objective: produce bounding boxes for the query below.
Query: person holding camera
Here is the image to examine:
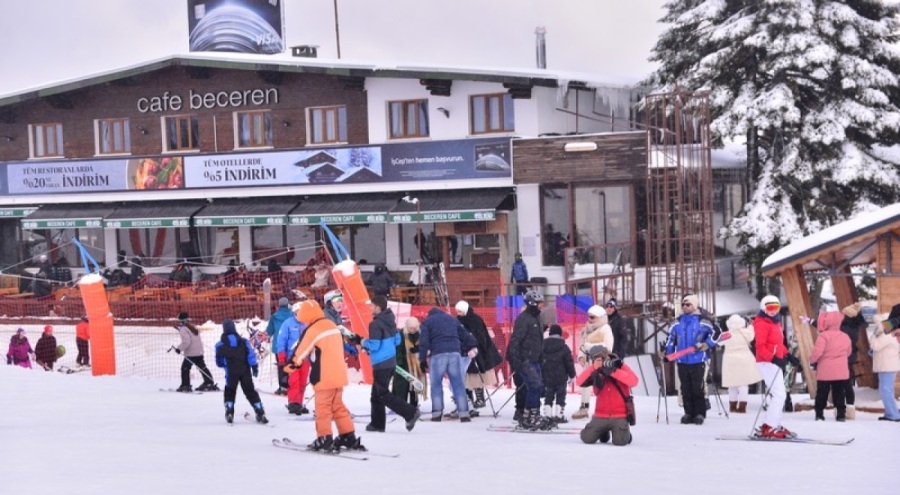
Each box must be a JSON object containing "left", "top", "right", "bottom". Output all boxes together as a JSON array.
[{"left": 576, "top": 345, "right": 638, "bottom": 446}]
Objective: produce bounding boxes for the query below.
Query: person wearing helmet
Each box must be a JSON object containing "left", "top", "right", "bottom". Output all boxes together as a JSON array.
[
  {"left": 510, "top": 252, "right": 529, "bottom": 296},
  {"left": 507, "top": 289, "right": 552, "bottom": 430},
  {"left": 274, "top": 302, "right": 310, "bottom": 415},
  {"left": 752, "top": 295, "right": 797, "bottom": 439}
]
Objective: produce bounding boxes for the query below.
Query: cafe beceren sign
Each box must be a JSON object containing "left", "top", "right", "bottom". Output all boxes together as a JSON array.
[{"left": 136, "top": 88, "right": 279, "bottom": 113}]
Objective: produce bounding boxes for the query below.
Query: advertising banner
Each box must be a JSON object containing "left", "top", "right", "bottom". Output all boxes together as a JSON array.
[
  {"left": 188, "top": 0, "right": 285, "bottom": 54},
  {"left": 0, "top": 137, "right": 511, "bottom": 196}
]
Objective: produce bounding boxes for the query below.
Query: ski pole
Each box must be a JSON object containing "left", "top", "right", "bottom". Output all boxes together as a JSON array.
[
  {"left": 476, "top": 369, "right": 498, "bottom": 417},
  {"left": 178, "top": 352, "right": 218, "bottom": 386},
  {"left": 750, "top": 365, "right": 782, "bottom": 435},
  {"left": 492, "top": 382, "right": 525, "bottom": 418}
]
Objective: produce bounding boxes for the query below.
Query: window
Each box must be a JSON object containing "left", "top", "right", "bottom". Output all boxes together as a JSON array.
[
  {"left": 470, "top": 93, "right": 514, "bottom": 134},
  {"left": 399, "top": 223, "right": 438, "bottom": 264},
  {"left": 235, "top": 110, "right": 273, "bottom": 149},
  {"left": 164, "top": 115, "right": 200, "bottom": 152},
  {"left": 389, "top": 100, "right": 429, "bottom": 139},
  {"left": 308, "top": 106, "right": 347, "bottom": 144},
  {"left": 96, "top": 118, "right": 131, "bottom": 155},
  {"left": 30, "top": 123, "right": 64, "bottom": 158},
  {"left": 541, "top": 186, "right": 570, "bottom": 266}
]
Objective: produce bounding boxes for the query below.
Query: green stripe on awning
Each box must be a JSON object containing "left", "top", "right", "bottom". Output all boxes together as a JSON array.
[
  {"left": 289, "top": 213, "right": 388, "bottom": 225},
  {"left": 104, "top": 218, "right": 191, "bottom": 229},
  {"left": 194, "top": 216, "right": 287, "bottom": 227},
  {"left": 22, "top": 218, "right": 104, "bottom": 229},
  {"left": 0, "top": 208, "right": 38, "bottom": 218},
  {"left": 389, "top": 209, "right": 496, "bottom": 223}
]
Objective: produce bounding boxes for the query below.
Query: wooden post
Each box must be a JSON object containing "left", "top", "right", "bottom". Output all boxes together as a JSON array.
[{"left": 781, "top": 266, "right": 817, "bottom": 398}]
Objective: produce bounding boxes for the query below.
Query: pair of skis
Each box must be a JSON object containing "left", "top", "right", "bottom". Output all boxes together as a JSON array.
[
  {"left": 486, "top": 424, "right": 581, "bottom": 434},
  {"left": 272, "top": 437, "right": 399, "bottom": 460},
  {"left": 716, "top": 434, "right": 853, "bottom": 446}
]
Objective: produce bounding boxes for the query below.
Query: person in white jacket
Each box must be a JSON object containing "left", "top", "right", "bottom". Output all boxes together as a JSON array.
[
  {"left": 720, "top": 315, "right": 762, "bottom": 413},
  {"left": 870, "top": 313, "right": 900, "bottom": 421},
  {"left": 572, "top": 305, "right": 615, "bottom": 419}
]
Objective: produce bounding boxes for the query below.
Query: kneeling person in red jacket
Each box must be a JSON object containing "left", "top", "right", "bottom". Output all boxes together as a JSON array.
[{"left": 577, "top": 345, "right": 639, "bottom": 446}]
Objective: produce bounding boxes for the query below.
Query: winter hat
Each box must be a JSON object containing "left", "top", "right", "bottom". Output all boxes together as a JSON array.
[
  {"left": 726, "top": 314, "right": 746, "bottom": 332},
  {"left": 587, "top": 345, "right": 609, "bottom": 361},
  {"left": 455, "top": 300, "right": 470, "bottom": 315},
  {"left": 278, "top": 297, "right": 289, "bottom": 307},
  {"left": 605, "top": 298, "right": 618, "bottom": 309},
  {"left": 16, "top": 328, "right": 24, "bottom": 334},
  {"left": 548, "top": 324, "right": 562, "bottom": 336},
  {"left": 682, "top": 294, "right": 700, "bottom": 310},
  {"left": 371, "top": 295, "right": 388, "bottom": 311},
  {"left": 177, "top": 312, "right": 190, "bottom": 322},
  {"left": 43, "top": 325, "right": 53, "bottom": 334},
  {"left": 222, "top": 319, "right": 237, "bottom": 334},
  {"left": 587, "top": 305, "right": 605, "bottom": 318},
  {"left": 760, "top": 295, "right": 781, "bottom": 312},
  {"left": 841, "top": 302, "right": 862, "bottom": 318}
]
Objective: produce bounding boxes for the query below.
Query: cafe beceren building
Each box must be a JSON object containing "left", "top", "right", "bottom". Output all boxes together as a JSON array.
[{"left": 0, "top": 51, "right": 746, "bottom": 307}]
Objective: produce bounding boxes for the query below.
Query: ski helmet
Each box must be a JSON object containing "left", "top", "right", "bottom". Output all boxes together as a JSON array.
[
  {"left": 524, "top": 289, "right": 544, "bottom": 306},
  {"left": 760, "top": 295, "right": 781, "bottom": 311}
]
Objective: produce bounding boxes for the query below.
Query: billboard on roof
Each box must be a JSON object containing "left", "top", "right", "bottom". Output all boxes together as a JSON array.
[{"left": 187, "top": 0, "right": 285, "bottom": 54}]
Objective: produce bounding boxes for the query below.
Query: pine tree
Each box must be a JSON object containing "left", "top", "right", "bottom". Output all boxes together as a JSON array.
[{"left": 647, "top": 0, "right": 900, "bottom": 283}]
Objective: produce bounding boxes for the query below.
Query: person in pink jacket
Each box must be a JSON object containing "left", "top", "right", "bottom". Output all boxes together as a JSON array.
[
  {"left": 6, "top": 328, "right": 34, "bottom": 368},
  {"left": 809, "top": 312, "right": 851, "bottom": 421}
]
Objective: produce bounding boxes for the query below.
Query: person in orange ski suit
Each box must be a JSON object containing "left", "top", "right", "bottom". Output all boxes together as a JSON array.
[{"left": 288, "top": 300, "right": 365, "bottom": 453}]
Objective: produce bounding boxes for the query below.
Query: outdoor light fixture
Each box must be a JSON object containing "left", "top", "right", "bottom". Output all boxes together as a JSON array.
[
  {"left": 282, "top": 120, "right": 291, "bottom": 127},
  {"left": 3, "top": 135, "right": 14, "bottom": 142},
  {"left": 436, "top": 107, "right": 450, "bottom": 118},
  {"left": 136, "top": 126, "right": 148, "bottom": 135},
  {"left": 564, "top": 142, "right": 598, "bottom": 152}
]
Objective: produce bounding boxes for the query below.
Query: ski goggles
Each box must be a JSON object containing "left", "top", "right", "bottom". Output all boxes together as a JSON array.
[{"left": 764, "top": 303, "right": 781, "bottom": 312}]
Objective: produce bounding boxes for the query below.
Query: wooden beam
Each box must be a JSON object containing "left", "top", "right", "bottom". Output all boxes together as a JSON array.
[
  {"left": 781, "top": 266, "right": 817, "bottom": 398},
  {"left": 830, "top": 266, "right": 858, "bottom": 310}
]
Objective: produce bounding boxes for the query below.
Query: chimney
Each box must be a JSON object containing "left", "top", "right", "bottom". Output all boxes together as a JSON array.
[
  {"left": 535, "top": 26, "right": 547, "bottom": 69},
  {"left": 291, "top": 45, "right": 319, "bottom": 58}
]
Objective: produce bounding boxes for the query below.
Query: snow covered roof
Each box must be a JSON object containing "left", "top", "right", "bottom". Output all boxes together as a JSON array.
[
  {"left": 0, "top": 51, "right": 637, "bottom": 107},
  {"left": 762, "top": 202, "right": 900, "bottom": 275}
]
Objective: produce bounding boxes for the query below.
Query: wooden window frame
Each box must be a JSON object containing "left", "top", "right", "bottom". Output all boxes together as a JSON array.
[
  {"left": 163, "top": 114, "right": 200, "bottom": 152},
  {"left": 96, "top": 118, "right": 131, "bottom": 155},
  {"left": 388, "top": 99, "right": 429, "bottom": 139},
  {"left": 307, "top": 105, "right": 348, "bottom": 145},
  {"left": 30, "top": 123, "right": 64, "bottom": 159},
  {"left": 470, "top": 93, "right": 514, "bottom": 135},
  {"left": 235, "top": 110, "right": 273, "bottom": 149}
]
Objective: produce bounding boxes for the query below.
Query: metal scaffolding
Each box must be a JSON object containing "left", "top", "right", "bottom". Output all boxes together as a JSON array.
[{"left": 643, "top": 90, "right": 716, "bottom": 323}]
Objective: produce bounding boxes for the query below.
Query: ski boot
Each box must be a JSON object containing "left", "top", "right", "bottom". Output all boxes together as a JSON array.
[
  {"left": 252, "top": 402, "right": 268, "bottom": 424},
  {"left": 225, "top": 402, "right": 235, "bottom": 424},
  {"left": 308, "top": 435, "right": 336, "bottom": 453},
  {"left": 176, "top": 384, "right": 192, "bottom": 393},
  {"left": 286, "top": 403, "right": 305, "bottom": 415},
  {"left": 474, "top": 388, "right": 486, "bottom": 409},
  {"left": 334, "top": 432, "right": 367, "bottom": 452},
  {"left": 197, "top": 382, "right": 220, "bottom": 392},
  {"left": 556, "top": 406, "right": 568, "bottom": 424}
]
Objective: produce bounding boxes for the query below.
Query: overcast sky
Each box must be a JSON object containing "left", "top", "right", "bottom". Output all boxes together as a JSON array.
[{"left": 0, "top": 0, "right": 667, "bottom": 95}]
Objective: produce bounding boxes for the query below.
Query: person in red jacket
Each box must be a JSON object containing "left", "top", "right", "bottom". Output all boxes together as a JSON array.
[
  {"left": 576, "top": 345, "right": 638, "bottom": 446},
  {"left": 752, "top": 295, "right": 798, "bottom": 439},
  {"left": 75, "top": 316, "right": 90, "bottom": 367}
]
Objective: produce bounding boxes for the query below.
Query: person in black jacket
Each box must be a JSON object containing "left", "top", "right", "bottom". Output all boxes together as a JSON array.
[
  {"left": 605, "top": 298, "right": 629, "bottom": 357},
  {"left": 34, "top": 325, "right": 58, "bottom": 371},
  {"left": 541, "top": 324, "right": 576, "bottom": 422},
  {"left": 214, "top": 318, "right": 267, "bottom": 424},
  {"left": 368, "top": 263, "right": 396, "bottom": 298},
  {"left": 508, "top": 289, "right": 551, "bottom": 430},
  {"left": 455, "top": 300, "right": 503, "bottom": 410},
  {"left": 840, "top": 302, "right": 866, "bottom": 419}
]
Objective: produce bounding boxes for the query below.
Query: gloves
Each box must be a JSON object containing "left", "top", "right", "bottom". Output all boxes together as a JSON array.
[
  {"left": 347, "top": 334, "right": 362, "bottom": 345},
  {"left": 693, "top": 342, "right": 704, "bottom": 350},
  {"left": 251, "top": 365, "right": 259, "bottom": 378},
  {"left": 771, "top": 355, "right": 788, "bottom": 370},
  {"left": 467, "top": 348, "right": 478, "bottom": 359},
  {"left": 409, "top": 345, "right": 419, "bottom": 354},
  {"left": 277, "top": 352, "right": 286, "bottom": 366},
  {"left": 809, "top": 362, "right": 817, "bottom": 371},
  {"left": 174, "top": 348, "right": 181, "bottom": 355},
  {"left": 601, "top": 357, "right": 622, "bottom": 375},
  {"left": 787, "top": 354, "right": 801, "bottom": 367}
]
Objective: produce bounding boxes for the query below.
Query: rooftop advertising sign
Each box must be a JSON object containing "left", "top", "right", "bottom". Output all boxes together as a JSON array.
[{"left": 188, "top": 0, "right": 285, "bottom": 55}]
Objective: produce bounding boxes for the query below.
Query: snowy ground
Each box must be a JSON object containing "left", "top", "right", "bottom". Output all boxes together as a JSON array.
[{"left": 2, "top": 364, "right": 898, "bottom": 495}]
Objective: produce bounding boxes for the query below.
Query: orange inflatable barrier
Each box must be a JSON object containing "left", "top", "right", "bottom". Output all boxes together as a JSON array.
[
  {"left": 331, "top": 260, "right": 373, "bottom": 384},
  {"left": 78, "top": 273, "right": 116, "bottom": 376}
]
